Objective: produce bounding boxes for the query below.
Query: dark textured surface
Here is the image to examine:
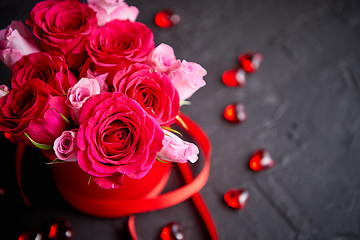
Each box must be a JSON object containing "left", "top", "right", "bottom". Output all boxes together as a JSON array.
[{"left": 1, "top": 0, "right": 360, "bottom": 239}]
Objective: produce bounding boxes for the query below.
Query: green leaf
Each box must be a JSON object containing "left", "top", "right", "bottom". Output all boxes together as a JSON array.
[
  {"left": 156, "top": 157, "right": 169, "bottom": 163},
  {"left": 46, "top": 158, "right": 65, "bottom": 165},
  {"left": 88, "top": 175, "right": 92, "bottom": 186},
  {"left": 161, "top": 126, "right": 182, "bottom": 136},
  {"left": 175, "top": 115, "right": 188, "bottom": 130},
  {"left": 180, "top": 100, "right": 191, "bottom": 106},
  {"left": 24, "top": 132, "right": 52, "bottom": 150},
  {"left": 49, "top": 108, "right": 71, "bottom": 125},
  {"left": 0, "top": 88, "right": 9, "bottom": 95}
]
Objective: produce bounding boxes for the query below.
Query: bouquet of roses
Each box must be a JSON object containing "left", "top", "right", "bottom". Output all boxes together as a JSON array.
[{"left": 0, "top": 0, "right": 207, "bottom": 189}]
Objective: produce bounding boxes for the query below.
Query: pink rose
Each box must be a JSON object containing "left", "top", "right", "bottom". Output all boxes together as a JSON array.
[
  {"left": 85, "top": 20, "right": 154, "bottom": 84},
  {"left": 88, "top": 0, "right": 139, "bottom": 26},
  {"left": 113, "top": 63, "right": 180, "bottom": 125},
  {"left": 0, "top": 79, "right": 69, "bottom": 146},
  {"left": 146, "top": 43, "right": 181, "bottom": 74},
  {"left": 66, "top": 77, "right": 108, "bottom": 122},
  {"left": 0, "top": 85, "right": 9, "bottom": 98},
  {"left": 11, "top": 52, "right": 77, "bottom": 95},
  {"left": 87, "top": 0, "right": 124, "bottom": 12},
  {"left": 84, "top": 68, "right": 109, "bottom": 88},
  {"left": 158, "top": 130, "right": 199, "bottom": 163},
  {"left": 171, "top": 60, "right": 207, "bottom": 101},
  {"left": 53, "top": 130, "right": 78, "bottom": 162},
  {"left": 0, "top": 21, "right": 40, "bottom": 69},
  {"left": 26, "top": 0, "right": 97, "bottom": 69},
  {"left": 77, "top": 92, "right": 164, "bottom": 189}
]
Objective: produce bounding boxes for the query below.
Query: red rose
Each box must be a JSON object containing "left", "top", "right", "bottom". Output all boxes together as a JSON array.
[
  {"left": 0, "top": 79, "right": 69, "bottom": 146},
  {"left": 11, "top": 52, "right": 77, "bottom": 95},
  {"left": 77, "top": 92, "right": 164, "bottom": 189},
  {"left": 113, "top": 63, "right": 180, "bottom": 125},
  {"left": 85, "top": 20, "right": 154, "bottom": 83},
  {"left": 26, "top": 0, "right": 97, "bottom": 69}
]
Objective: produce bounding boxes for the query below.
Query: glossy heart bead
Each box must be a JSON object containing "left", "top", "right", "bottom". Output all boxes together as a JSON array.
[
  {"left": 18, "top": 228, "right": 45, "bottom": 240},
  {"left": 238, "top": 52, "right": 263, "bottom": 73},
  {"left": 155, "top": 10, "right": 180, "bottom": 28},
  {"left": 160, "top": 222, "right": 184, "bottom": 240},
  {"left": 224, "top": 189, "right": 250, "bottom": 209},
  {"left": 223, "top": 103, "right": 247, "bottom": 123},
  {"left": 249, "top": 149, "right": 274, "bottom": 171},
  {"left": 48, "top": 218, "right": 73, "bottom": 240},
  {"left": 222, "top": 68, "right": 246, "bottom": 87}
]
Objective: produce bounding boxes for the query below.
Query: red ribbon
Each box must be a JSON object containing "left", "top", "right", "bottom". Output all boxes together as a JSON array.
[
  {"left": 14, "top": 113, "right": 218, "bottom": 239},
  {"left": 128, "top": 113, "right": 217, "bottom": 239},
  {"left": 15, "top": 142, "right": 30, "bottom": 207}
]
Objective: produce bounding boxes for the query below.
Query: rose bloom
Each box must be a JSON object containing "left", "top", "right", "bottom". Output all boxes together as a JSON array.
[
  {"left": 88, "top": 0, "right": 139, "bottom": 26},
  {"left": 146, "top": 43, "right": 181, "bottom": 74},
  {"left": 0, "top": 79, "right": 69, "bottom": 146},
  {"left": 113, "top": 63, "right": 180, "bottom": 125},
  {"left": 77, "top": 92, "right": 164, "bottom": 189},
  {"left": 158, "top": 130, "right": 199, "bottom": 163},
  {"left": 171, "top": 60, "right": 207, "bottom": 101},
  {"left": 66, "top": 77, "right": 108, "bottom": 122},
  {"left": 53, "top": 130, "right": 78, "bottom": 162},
  {"left": 85, "top": 20, "right": 154, "bottom": 84},
  {"left": 26, "top": 0, "right": 97, "bottom": 69},
  {"left": 11, "top": 52, "right": 77, "bottom": 95},
  {"left": 0, "top": 21, "right": 40, "bottom": 69}
]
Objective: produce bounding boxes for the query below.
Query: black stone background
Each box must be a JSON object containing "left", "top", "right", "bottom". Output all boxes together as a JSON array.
[{"left": 1, "top": 0, "right": 360, "bottom": 239}]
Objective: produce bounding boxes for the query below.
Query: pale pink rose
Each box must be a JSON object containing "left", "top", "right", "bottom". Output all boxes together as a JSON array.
[
  {"left": 66, "top": 77, "right": 108, "bottom": 122},
  {"left": 0, "top": 85, "right": 9, "bottom": 98},
  {"left": 157, "top": 130, "right": 199, "bottom": 163},
  {"left": 88, "top": 0, "right": 139, "bottom": 26},
  {"left": 146, "top": 43, "right": 181, "bottom": 74},
  {"left": 84, "top": 69, "right": 109, "bottom": 92},
  {"left": 171, "top": 60, "right": 207, "bottom": 101},
  {"left": 53, "top": 130, "right": 78, "bottom": 162},
  {"left": 88, "top": 0, "right": 125, "bottom": 13},
  {"left": 0, "top": 21, "right": 39, "bottom": 69}
]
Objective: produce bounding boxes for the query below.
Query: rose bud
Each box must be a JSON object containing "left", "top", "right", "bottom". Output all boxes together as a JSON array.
[
  {"left": 53, "top": 130, "right": 78, "bottom": 162},
  {"left": 157, "top": 130, "right": 199, "bottom": 163}
]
